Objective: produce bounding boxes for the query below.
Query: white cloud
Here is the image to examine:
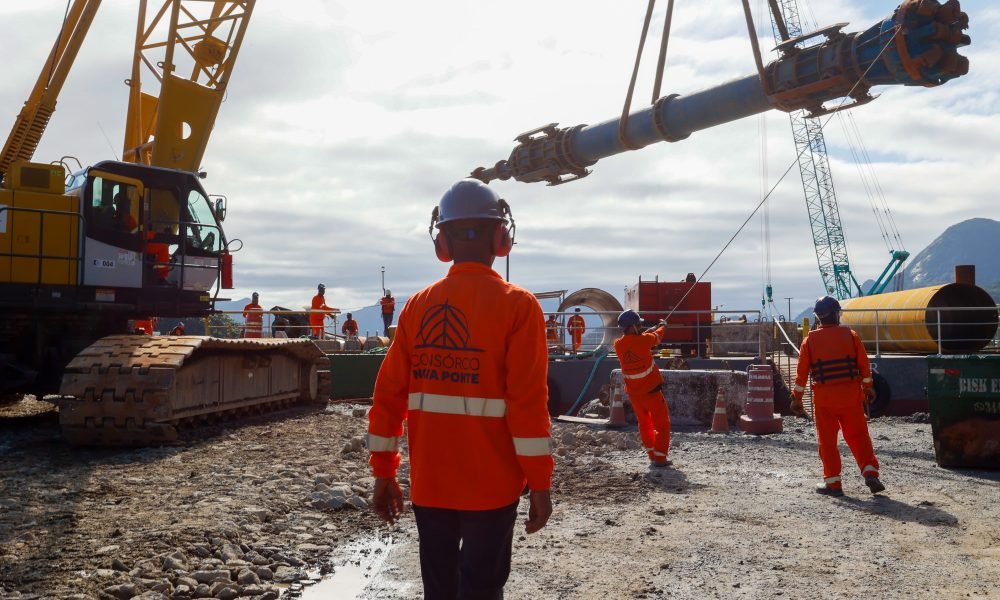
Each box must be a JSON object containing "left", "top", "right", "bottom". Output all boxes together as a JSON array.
[{"left": 1, "top": 0, "right": 993, "bottom": 318}]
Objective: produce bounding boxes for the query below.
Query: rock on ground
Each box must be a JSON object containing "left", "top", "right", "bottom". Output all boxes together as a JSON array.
[{"left": 1, "top": 400, "right": 998, "bottom": 599}]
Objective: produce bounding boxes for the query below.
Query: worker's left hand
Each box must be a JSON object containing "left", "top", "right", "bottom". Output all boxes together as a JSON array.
[
  {"left": 864, "top": 387, "right": 877, "bottom": 404},
  {"left": 372, "top": 477, "right": 404, "bottom": 525},
  {"left": 525, "top": 489, "right": 552, "bottom": 534}
]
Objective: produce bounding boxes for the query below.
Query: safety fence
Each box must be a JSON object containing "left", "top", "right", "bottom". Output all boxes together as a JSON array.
[
  {"left": 545, "top": 305, "right": 1000, "bottom": 359},
  {"left": 171, "top": 305, "right": 1000, "bottom": 358},
  {"left": 200, "top": 309, "right": 346, "bottom": 340}
]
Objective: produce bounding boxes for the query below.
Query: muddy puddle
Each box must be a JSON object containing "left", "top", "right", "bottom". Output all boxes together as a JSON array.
[{"left": 280, "top": 532, "right": 395, "bottom": 599}]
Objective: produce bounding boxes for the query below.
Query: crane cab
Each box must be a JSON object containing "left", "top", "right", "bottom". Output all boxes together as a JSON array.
[{"left": 1, "top": 159, "right": 229, "bottom": 316}]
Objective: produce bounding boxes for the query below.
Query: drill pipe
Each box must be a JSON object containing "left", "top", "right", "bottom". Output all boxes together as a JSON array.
[{"left": 471, "top": 0, "right": 970, "bottom": 185}]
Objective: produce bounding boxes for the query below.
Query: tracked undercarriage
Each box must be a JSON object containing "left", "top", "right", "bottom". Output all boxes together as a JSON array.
[{"left": 58, "top": 335, "right": 330, "bottom": 446}]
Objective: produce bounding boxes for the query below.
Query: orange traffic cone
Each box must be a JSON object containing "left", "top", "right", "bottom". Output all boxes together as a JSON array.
[
  {"left": 710, "top": 387, "right": 729, "bottom": 433},
  {"left": 608, "top": 387, "right": 627, "bottom": 428}
]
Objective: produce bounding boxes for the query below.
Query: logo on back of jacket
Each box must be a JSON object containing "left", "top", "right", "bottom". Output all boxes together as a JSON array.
[
  {"left": 620, "top": 350, "right": 644, "bottom": 368},
  {"left": 412, "top": 301, "right": 483, "bottom": 385}
]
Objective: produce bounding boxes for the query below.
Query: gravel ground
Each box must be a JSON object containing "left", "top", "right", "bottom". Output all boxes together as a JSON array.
[{"left": 1, "top": 397, "right": 998, "bottom": 599}]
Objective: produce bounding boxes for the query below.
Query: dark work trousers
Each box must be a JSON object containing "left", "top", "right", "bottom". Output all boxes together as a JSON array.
[
  {"left": 382, "top": 312, "right": 393, "bottom": 337},
  {"left": 412, "top": 500, "right": 519, "bottom": 600}
]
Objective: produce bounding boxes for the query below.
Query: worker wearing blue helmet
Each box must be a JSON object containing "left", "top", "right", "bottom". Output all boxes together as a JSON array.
[
  {"left": 792, "top": 296, "right": 885, "bottom": 497},
  {"left": 614, "top": 309, "right": 673, "bottom": 468}
]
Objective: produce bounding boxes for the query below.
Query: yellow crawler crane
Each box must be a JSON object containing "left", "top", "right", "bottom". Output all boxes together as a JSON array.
[{"left": 1, "top": 1, "right": 330, "bottom": 445}]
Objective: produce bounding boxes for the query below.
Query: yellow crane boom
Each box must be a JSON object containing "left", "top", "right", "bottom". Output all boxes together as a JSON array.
[
  {"left": 0, "top": 0, "right": 102, "bottom": 180},
  {"left": 123, "top": 0, "right": 255, "bottom": 171}
]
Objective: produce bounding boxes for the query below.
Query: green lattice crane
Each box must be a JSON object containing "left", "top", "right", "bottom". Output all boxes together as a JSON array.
[{"left": 767, "top": 0, "right": 910, "bottom": 299}]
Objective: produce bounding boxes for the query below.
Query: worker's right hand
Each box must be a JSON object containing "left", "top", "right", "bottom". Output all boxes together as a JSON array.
[
  {"left": 525, "top": 489, "right": 552, "bottom": 534},
  {"left": 372, "top": 477, "right": 404, "bottom": 525},
  {"left": 790, "top": 393, "right": 805, "bottom": 417},
  {"left": 863, "top": 387, "right": 877, "bottom": 404}
]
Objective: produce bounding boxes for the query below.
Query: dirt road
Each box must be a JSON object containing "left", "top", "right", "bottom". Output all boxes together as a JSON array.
[{"left": 1, "top": 397, "right": 997, "bottom": 599}]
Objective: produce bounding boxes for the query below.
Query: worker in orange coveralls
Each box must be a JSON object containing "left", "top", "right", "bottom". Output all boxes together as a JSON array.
[
  {"left": 368, "top": 179, "right": 553, "bottom": 600},
  {"left": 792, "top": 296, "right": 885, "bottom": 497},
  {"left": 567, "top": 307, "right": 586, "bottom": 353},
  {"left": 545, "top": 314, "right": 561, "bottom": 348},
  {"left": 145, "top": 227, "right": 170, "bottom": 283},
  {"left": 310, "top": 284, "right": 337, "bottom": 339},
  {"left": 341, "top": 312, "right": 359, "bottom": 338},
  {"left": 379, "top": 289, "right": 396, "bottom": 337},
  {"left": 242, "top": 292, "right": 264, "bottom": 338},
  {"left": 614, "top": 309, "right": 672, "bottom": 468}
]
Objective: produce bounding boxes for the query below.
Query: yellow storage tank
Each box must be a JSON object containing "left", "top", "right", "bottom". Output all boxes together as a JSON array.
[{"left": 841, "top": 283, "right": 998, "bottom": 354}]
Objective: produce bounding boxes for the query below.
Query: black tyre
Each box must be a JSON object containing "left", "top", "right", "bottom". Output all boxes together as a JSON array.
[
  {"left": 547, "top": 378, "right": 563, "bottom": 417},
  {"left": 868, "top": 372, "right": 892, "bottom": 417}
]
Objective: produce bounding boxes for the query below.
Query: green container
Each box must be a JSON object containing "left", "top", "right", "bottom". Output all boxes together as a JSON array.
[
  {"left": 328, "top": 354, "right": 386, "bottom": 400},
  {"left": 927, "top": 355, "right": 1000, "bottom": 469}
]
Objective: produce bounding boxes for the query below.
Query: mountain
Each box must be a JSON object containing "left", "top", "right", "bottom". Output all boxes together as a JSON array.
[
  {"left": 899, "top": 218, "right": 1000, "bottom": 300},
  {"left": 215, "top": 297, "right": 251, "bottom": 323}
]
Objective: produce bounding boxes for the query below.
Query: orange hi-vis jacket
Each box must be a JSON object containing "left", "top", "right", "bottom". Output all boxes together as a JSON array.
[
  {"left": 567, "top": 314, "right": 586, "bottom": 337},
  {"left": 794, "top": 324, "right": 873, "bottom": 396},
  {"left": 614, "top": 325, "right": 667, "bottom": 397},
  {"left": 243, "top": 303, "right": 263, "bottom": 324},
  {"left": 145, "top": 231, "right": 169, "bottom": 280},
  {"left": 380, "top": 296, "right": 396, "bottom": 314},
  {"left": 342, "top": 319, "right": 359, "bottom": 336},
  {"left": 545, "top": 317, "right": 560, "bottom": 342},
  {"left": 368, "top": 262, "right": 554, "bottom": 511},
  {"left": 243, "top": 302, "right": 263, "bottom": 336},
  {"left": 310, "top": 295, "right": 334, "bottom": 326}
]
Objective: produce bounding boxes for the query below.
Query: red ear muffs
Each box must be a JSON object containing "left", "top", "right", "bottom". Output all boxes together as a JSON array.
[
  {"left": 493, "top": 198, "right": 515, "bottom": 257},
  {"left": 429, "top": 206, "right": 451, "bottom": 262},
  {"left": 434, "top": 232, "right": 452, "bottom": 262},
  {"left": 493, "top": 224, "right": 513, "bottom": 257}
]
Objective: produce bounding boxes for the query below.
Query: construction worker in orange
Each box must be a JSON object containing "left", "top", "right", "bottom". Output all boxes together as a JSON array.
[
  {"left": 145, "top": 226, "right": 170, "bottom": 283},
  {"left": 614, "top": 309, "right": 672, "bottom": 468},
  {"left": 341, "top": 312, "right": 359, "bottom": 338},
  {"left": 792, "top": 296, "right": 885, "bottom": 497},
  {"left": 379, "top": 289, "right": 396, "bottom": 337},
  {"left": 567, "top": 307, "right": 586, "bottom": 353},
  {"left": 242, "top": 292, "right": 264, "bottom": 338},
  {"left": 368, "top": 179, "right": 553, "bottom": 599},
  {"left": 310, "top": 284, "right": 336, "bottom": 339},
  {"left": 545, "top": 313, "right": 561, "bottom": 349},
  {"left": 132, "top": 317, "right": 156, "bottom": 335}
]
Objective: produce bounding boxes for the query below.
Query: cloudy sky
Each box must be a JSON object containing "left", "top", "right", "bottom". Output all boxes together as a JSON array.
[{"left": 2, "top": 0, "right": 996, "bottom": 318}]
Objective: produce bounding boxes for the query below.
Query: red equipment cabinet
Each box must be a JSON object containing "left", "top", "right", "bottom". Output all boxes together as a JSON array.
[{"left": 624, "top": 274, "right": 712, "bottom": 357}]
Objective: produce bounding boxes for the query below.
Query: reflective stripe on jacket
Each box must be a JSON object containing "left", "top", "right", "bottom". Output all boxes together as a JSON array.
[
  {"left": 567, "top": 314, "right": 586, "bottom": 336},
  {"left": 367, "top": 262, "right": 554, "bottom": 511},
  {"left": 795, "top": 325, "right": 872, "bottom": 393},
  {"left": 243, "top": 303, "right": 263, "bottom": 325},
  {"left": 613, "top": 326, "right": 666, "bottom": 396}
]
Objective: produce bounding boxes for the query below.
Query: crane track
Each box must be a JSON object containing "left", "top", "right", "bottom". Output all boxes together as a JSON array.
[{"left": 58, "top": 336, "right": 330, "bottom": 446}]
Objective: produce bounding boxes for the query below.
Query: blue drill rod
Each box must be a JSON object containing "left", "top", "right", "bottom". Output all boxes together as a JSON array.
[{"left": 471, "top": 0, "right": 969, "bottom": 185}]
